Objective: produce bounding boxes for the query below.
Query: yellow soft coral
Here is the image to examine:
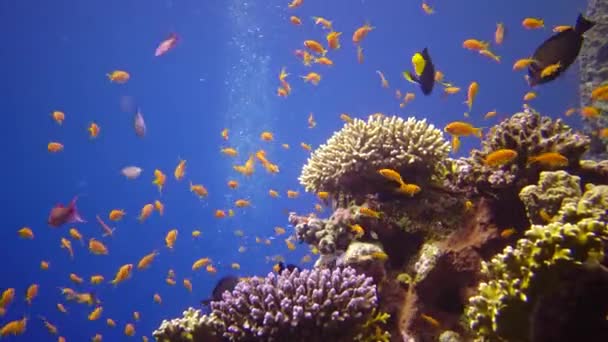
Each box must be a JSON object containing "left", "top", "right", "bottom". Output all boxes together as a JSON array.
[{"left": 356, "top": 308, "right": 391, "bottom": 342}]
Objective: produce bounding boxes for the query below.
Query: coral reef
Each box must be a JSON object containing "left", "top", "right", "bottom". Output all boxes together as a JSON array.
[
  {"left": 580, "top": 0, "right": 608, "bottom": 158},
  {"left": 298, "top": 115, "right": 450, "bottom": 194},
  {"left": 153, "top": 307, "right": 223, "bottom": 342},
  {"left": 447, "top": 108, "right": 590, "bottom": 192},
  {"left": 153, "top": 267, "right": 385, "bottom": 342},
  {"left": 464, "top": 173, "right": 608, "bottom": 341},
  {"left": 212, "top": 267, "right": 378, "bottom": 341},
  {"left": 519, "top": 170, "right": 582, "bottom": 225}
]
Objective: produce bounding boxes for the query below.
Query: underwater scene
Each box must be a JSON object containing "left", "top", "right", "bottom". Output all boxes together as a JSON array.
[{"left": 2, "top": 0, "right": 608, "bottom": 341}]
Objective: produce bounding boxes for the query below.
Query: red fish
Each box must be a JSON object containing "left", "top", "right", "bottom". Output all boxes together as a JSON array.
[
  {"left": 48, "top": 197, "right": 85, "bottom": 227},
  {"left": 155, "top": 33, "right": 179, "bottom": 57}
]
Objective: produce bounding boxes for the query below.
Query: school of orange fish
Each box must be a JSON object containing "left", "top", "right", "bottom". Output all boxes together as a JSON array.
[{"left": 3, "top": 0, "right": 608, "bottom": 340}]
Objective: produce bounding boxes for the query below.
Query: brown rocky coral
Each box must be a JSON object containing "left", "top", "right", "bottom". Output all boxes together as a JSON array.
[{"left": 448, "top": 107, "right": 590, "bottom": 193}]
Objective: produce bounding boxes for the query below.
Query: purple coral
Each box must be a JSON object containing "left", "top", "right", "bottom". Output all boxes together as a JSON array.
[{"left": 211, "top": 267, "right": 377, "bottom": 341}]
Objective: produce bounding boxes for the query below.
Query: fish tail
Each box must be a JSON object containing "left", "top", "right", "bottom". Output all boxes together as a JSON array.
[
  {"left": 575, "top": 13, "right": 595, "bottom": 34},
  {"left": 526, "top": 156, "right": 537, "bottom": 166},
  {"left": 474, "top": 128, "right": 483, "bottom": 138}
]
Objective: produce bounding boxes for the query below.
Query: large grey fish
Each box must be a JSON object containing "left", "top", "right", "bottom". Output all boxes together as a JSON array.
[
  {"left": 134, "top": 108, "right": 146, "bottom": 137},
  {"left": 527, "top": 14, "right": 595, "bottom": 86}
]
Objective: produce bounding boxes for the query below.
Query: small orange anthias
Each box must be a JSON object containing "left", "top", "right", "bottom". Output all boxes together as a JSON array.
[{"left": 48, "top": 196, "right": 85, "bottom": 227}]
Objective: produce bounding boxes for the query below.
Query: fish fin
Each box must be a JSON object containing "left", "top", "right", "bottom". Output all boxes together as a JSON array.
[
  {"left": 403, "top": 71, "right": 420, "bottom": 84},
  {"left": 575, "top": 13, "right": 595, "bottom": 34},
  {"left": 68, "top": 208, "right": 86, "bottom": 224}
]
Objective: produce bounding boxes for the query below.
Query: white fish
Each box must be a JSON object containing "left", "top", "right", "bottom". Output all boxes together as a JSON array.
[
  {"left": 134, "top": 108, "right": 146, "bottom": 137},
  {"left": 121, "top": 166, "right": 143, "bottom": 179}
]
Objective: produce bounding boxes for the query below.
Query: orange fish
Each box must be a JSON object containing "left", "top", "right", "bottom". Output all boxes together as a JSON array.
[
  {"left": 326, "top": 31, "right": 342, "bottom": 50},
  {"left": 288, "top": 0, "right": 303, "bottom": 9},
  {"left": 495, "top": 22, "right": 505, "bottom": 45},
  {"left": 138, "top": 203, "right": 154, "bottom": 222},
  {"left": 152, "top": 169, "right": 167, "bottom": 194},
  {"left": 110, "top": 264, "right": 133, "bottom": 286},
  {"left": 17, "top": 227, "right": 34, "bottom": 239},
  {"left": 154, "top": 200, "right": 165, "bottom": 215},
  {"left": 88, "top": 122, "right": 100, "bottom": 138},
  {"left": 444, "top": 121, "right": 482, "bottom": 138},
  {"left": 190, "top": 182, "right": 209, "bottom": 198},
  {"left": 352, "top": 22, "right": 374, "bottom": 44},
  {"left": 301, "top": 72, "right": 321, "bottom": 85},
  {"left": 25, "top": 284, "right": 38, "bottom": 305},
  {"left": 527, "top": 152, "right": 568, "bottom": 168},
  {"left": 137, "top": 250, "right": 159, "bottom": 270},
  {"left": 165, "top": 229, "right": 178, "bottom": 249},
  {"left": 522, "top": 17, "right": 544, "bottom": 29},
  {"left": 48, "top": 142, "right": 64, "bottom": 153},
  {"left": 484, "top": 149, "right": 518, "bottom": 167},
  {"left": 51, "top": 111, "right": 65, "bottom": 125},
  {"left": 174, "top": 158, "right": 187, "bottom": 181},
  {"left": 89, "top": 238, "right": 109, "bottom": 255},
  {"left": 290, "top": 16, "right": 302, "bottom": 25},
  {"left": 464, "top": 81, "right": 479, "bottom": 112},
  {"left": 304, "top": 40, "right": 327, "bottom": 55},
  {"left": 107, "top": 70, "right": 130, "bottom": 83},
  {"left": 462, "top": 39, "right": 489, "bottom": 51},
  {"left": 108, "top": 209, "right": 125, "bottom": 221}
]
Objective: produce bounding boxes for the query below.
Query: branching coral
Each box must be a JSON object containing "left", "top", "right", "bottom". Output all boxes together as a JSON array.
[
  {"left": 211, "top": 267, "right": 378, "bottom": 341},
  {"left": 153, "top": 267, "right": 379, "bottom": 342},
  {"left": 448, "top": 107, "right": 590, "bottom": 192},
  {"left": 299, "top": 115, "right": 450, "bottom": 194},
  {"left": 464, "top": 175, "right": 608, "bottom": 341},
  {"left": 519, "top": 170, "right": 582, "bottom": 225}
]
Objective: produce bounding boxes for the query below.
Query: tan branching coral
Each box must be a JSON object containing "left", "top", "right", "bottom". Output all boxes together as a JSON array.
[{"left": 299, "top": 115, "right": 450, "bottom": 193}]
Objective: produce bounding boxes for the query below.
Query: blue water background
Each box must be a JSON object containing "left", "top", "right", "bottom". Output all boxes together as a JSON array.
[{"left": 0, "top": 0, "right": 588, "bottom": 340}]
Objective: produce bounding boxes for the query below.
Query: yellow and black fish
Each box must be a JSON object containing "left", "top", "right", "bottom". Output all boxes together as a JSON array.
[
  {"left": 528, "top": 13, "right": 595, "bottom": 86},
  {"left": 403, "top": 48, "right": 435, "bottom": 95}
]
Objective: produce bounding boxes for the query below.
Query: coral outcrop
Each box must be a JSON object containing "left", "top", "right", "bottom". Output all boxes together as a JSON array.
[
  {"left": 153, "top": 267, "right": 386, "bottom": 342},
  {"left": 299, "top": 115, "right": 450, "bottom": 194},
  {"left": 153, "top": 308, "right": 222, "bottom": 342},
  {"left": 448, "top": 107, "right": 590, "bottom": 192},
  {"left": 519, "top": 170, "right": 582, "bottom": 225},
  {"left": 464, "top": 172, "right": 608, "bottom": 341}
]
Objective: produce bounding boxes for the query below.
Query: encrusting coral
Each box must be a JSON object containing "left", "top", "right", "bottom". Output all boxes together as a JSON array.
[
  {"left": 299, "top": 115, "right": 450, "bottom": 194},
  {"left": 464, "top": 172, "right": 608, "bottom": 341},
  {"left": 153, "top": 307, "right": 223, "bottom": 342},
  {"left": 448, "top": 107, "right": 590, "bottom": 192},
  {"left": 153, "top": 267, "right": 388, "bottom": 342},
  {"left": 519, "top": 170, "right": 582, "bottom": 225}
]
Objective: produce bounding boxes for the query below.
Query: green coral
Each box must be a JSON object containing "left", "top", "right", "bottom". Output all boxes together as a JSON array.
[
  {"left": 519, "top": 171, "right": 582, "bottom": 225},
  {"left": 464, "top": 179, "right": 608, "bottom": 341},
  {"left": 356, "top": 309, "right": 391, "bottom": 342}
]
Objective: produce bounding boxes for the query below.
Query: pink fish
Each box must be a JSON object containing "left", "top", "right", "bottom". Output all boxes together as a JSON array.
[
  {"left": 48, "top": 196, "right": 85, "bottom": 227},
  {"left": 96, "top": 215, "right": 116, "bottom": 237},
  {"left": 134, "top": 108, "right": 146, "bottom": 137},
  {"left": 155, "top": 33, "right": 179, "bottom": 57}
]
